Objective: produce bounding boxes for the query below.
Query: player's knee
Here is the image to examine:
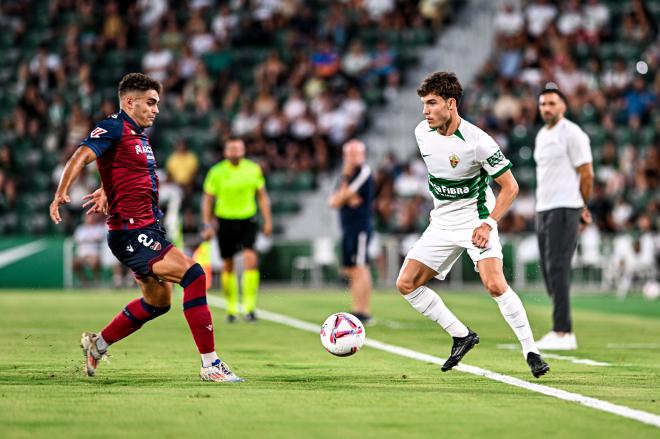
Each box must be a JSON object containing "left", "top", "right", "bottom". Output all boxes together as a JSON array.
[
  {"left": 141, "top": 298, "right": 171, "bottom": 318},
  {"left": 484, "top": 278, "right": 508, "bottom": 296},
  {"left": 396, "top": 274, "right": 416, "bottom": 295},
  {"left": 223, "top": 258, "right": 234, "bottom": 273},
  {"left": 180, "top": 263, "right": 205, "bottom": 288},
  {"left": 243, "top": 251, "right": 258, "bottom": 269}
]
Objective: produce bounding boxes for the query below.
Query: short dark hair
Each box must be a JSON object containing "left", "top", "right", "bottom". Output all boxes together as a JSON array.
[
  {"left": 417, "top": 72, "right": 463, "bottom": 103},
  {"left": 225, "top": 136, "right": 244, "bottom": 145},
  {"left": 118, "top": 73, "right": 162, "bottom": 97},
  {"left": 538, "top": 88, "right": 568, "bottom": 106}
]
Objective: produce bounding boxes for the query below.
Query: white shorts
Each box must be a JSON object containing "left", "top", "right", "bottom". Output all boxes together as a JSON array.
[{"left": 405, "top": 223, "right": 503, "bottom": 280}]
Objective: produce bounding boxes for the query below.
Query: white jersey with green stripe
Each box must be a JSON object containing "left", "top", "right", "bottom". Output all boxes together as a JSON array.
[{"left": 414, "top": 118, "right": 513, "bottom": 228}]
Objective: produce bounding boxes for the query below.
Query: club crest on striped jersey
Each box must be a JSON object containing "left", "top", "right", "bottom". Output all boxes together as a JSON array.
[
  {"left": 90, "top": 127, "right": 107, "bottom": 138},
  {"left": 449, "top": 154, "right": 460, "bottom": 168}
]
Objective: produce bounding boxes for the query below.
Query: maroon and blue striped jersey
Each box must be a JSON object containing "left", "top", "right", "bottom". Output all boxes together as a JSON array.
[{"left": 81, "top": 110, "right": 162, "bottom": 231}]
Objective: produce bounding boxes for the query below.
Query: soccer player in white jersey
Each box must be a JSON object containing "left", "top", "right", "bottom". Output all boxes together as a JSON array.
[{"left": 396, "top": 72, "right": 549, "bottom": 378}]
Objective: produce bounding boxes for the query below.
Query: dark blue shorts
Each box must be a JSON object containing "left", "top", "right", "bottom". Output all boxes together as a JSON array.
[
  {"left": 107, "top": 222, "right": 173, "bottom": 278},
  {"left": 341, "top": 229, "right": 371, "bottom": 267}
]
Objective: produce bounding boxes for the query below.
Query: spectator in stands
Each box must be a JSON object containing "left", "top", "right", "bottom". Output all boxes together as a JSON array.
[
  {"left": 609, "top": 215, "right": 657, "bottom": 298},
  {"left": 143, "top": 37, "right": 173, "bottom": 83},
  {"left": 557, "top": 0, "right": 583, "bottom": 37},
  {"left": 166, "top": 139, "right": 199, "bottom": 196},
  {"left": 342, "top": 41, "right": 372, "bottom": 83},
  {"left": 211, "top": 3, "right": 238, "bottom": 44},
  {"left": 525, "top": 0, "right": 558, "bottom": 38},
  {"left": 138, "top": 0, "right": 168, "bottom": 29},
  {"left": 394, "top": 162, "right": 424, "bottom": 198},
  {"left": 99, "top": 1, "right": 126, "bottom": 51},
  {"left": 582, "top": 0, "right": 610, "bottom": 42},
  {"left": 494, "top": 3, "right": 525, "bottom": 38},
  {"left": 255, "top": 51, "right": 287, "bottom": 88},
  {"left": 312, "top": 40, "right": 341, "bottom": 79},
  {"left": 370, "top": 40, "right": 397, "bottom": 83},
  {"left": 188, "top": 10, "right": 215, "bottom": 56},
  {"left": 624, "top": 76, "right": 656, "bottom": 122}
]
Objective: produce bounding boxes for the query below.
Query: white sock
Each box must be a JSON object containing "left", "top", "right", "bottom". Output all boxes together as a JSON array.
[
  {"left": 404, "top": 286, "right": 469, "bottom": 338},
  {"left": 95, "top": 334, "right": 108, "bottom": 353},
  {"left": 493, "top": 288, "right": 539, "bottom": 357},
  {"left": 201, "top": 351, "right": 220, "bottom": 367}
]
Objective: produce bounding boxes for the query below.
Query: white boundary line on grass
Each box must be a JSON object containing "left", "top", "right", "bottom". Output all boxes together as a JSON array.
[
  {"left": 496, "top": 343, "right": 611, "bottom": 366},
  {"left": 207, "top": 296, "right": 660, "bottom": 429}
]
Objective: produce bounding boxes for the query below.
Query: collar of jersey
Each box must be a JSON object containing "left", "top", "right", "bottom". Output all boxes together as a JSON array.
[
  {"left": 427, "top": 118, "right": 465, "bottom": 141},
  {"left": 118, "top": 110, "right": 144, "bottom": 133},
  {"left": 224, "top": 158, "right": 245, "bottom": 167}
]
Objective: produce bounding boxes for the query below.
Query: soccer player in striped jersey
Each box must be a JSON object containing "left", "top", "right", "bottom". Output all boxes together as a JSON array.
[
  {"left": 396, "top": 72, "right": 549, "bottom": 378},
  {"left": 49, "top": 73, "right": 243, "bottom": 382}
]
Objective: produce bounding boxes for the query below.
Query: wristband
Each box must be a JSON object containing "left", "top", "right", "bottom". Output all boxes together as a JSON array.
[
  {"left": 203, "top": 223, "right": 214, "bottom": 230},
  {"left": 483, "top": 217, "right": 498, "bottom": 230}
]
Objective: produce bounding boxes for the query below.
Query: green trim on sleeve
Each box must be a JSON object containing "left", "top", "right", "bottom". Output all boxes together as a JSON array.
[
  {"left": 491, "top": 162, "right": 513, "bottom": 179},
  {"left": 476, "top": 169, "right": 490, "bottom": 219}
]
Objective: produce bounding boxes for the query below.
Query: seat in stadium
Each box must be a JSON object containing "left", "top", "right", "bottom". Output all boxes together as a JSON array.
[{"left": 291, "top": 236, "right": 337, "bottom": 286}]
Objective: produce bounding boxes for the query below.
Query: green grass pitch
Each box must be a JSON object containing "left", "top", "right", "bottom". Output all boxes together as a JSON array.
[{"left": 1, "top": 288, "right": 659, "bottom": 438}]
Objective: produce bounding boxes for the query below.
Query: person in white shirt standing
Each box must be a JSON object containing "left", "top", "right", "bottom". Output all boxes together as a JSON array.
[
  {"left": 534, "top": 88, "right": 594, "bottom": 350},
  {"left": 396, "top": 72, "right": 550, "bottom": 378}
]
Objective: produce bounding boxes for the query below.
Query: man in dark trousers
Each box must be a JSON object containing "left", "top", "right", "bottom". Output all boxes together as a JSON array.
[{"left": 534, "top": 88, "right": 594, "bottom": 350}]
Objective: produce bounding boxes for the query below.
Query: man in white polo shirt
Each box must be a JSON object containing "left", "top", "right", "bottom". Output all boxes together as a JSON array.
[{"left": 534, "top": 88, "right": 594, "bottom": 350}]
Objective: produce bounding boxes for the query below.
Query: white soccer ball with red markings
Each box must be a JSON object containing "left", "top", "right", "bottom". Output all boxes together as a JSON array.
[{"left": 320, "top": 312, "right": 366, "bottom": 356}]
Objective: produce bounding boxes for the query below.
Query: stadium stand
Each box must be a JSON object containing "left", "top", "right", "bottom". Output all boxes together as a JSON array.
[
  {"left": 375, "top": 0, "right": 658, "bottom": 239},
  {"left": 0, "top": 0, "right": 460, "bottom": 240}
]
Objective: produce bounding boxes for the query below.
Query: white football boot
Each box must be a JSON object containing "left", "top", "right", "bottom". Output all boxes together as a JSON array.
[
  {"left": 536, "top": 331, "right": 578, "bottom": 350},
  {"left": 200, "top": 359, "right": 245, "bottom": 383},
  {"left": 80, "top": 332, "right": 108, "bottom": 376}
]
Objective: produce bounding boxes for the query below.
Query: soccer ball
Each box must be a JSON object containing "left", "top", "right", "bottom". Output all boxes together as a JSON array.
[
  {"left": 642, "top": 281, "right": 660, "bottom": 301},
  {"left": 320, "top": 313, "right": 366, "bottom": 357}
]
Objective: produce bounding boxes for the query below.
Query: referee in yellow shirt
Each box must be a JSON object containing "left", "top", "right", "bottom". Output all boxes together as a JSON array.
[{"left": 201, "top": 138, "right": 272, "bottom": 322}]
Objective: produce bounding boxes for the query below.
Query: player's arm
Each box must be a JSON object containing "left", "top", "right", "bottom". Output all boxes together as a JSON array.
[
  {"left": 329, "top": 166, "right": 370, "bottom": 208},
  {"left": 256, "top": 186, "right": 273, "bottom": 236},
  {"left": 472, "top": 170, "right": 519, "bottom": 249},
  {"left": 329, "top": 181, "right": 350, "bottom": 208},
  {"left": 488, "top": 169, "right": 519, "bottom": 223},
  {"left": 576, "top": 162, "right": 594, "bottom": 225},
  {"left": 50, "top": 145, "right": 97, "bottom": 224},
  {"left": 201, "top": 192, "right": 216, "bottom": 241},
  {"left": 329, "top": 183, "right": 363, "bottom": 208}
]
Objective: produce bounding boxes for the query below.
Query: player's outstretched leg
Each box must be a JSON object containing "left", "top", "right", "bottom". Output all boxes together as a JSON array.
[
  {"left": 180, "top": 263, "right": 244, "bottom": 382},
  {"left": 397, "top": 259, "right": 478, "bottom": 371},
  {"left": 479, "top": 259, "right": 549, "bottom": 378},
  {"left": 82, "top": 294, "right": 171, "bottom": 377}
]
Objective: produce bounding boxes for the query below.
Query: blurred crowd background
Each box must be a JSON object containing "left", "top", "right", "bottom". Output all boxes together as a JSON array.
[
  {"left": 0, "top": 0, "right": 456, "bottom": 237},
  {"left": 0, "top": 0, "right": 658, "bottom": 292},
  {"left": 373, "top": 0, "right": 658, "bottom": 239}
]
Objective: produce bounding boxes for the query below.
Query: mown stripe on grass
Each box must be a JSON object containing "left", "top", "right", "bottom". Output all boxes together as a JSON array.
[{"left": 207, "top": 296, "right": 660, "bottom": 429}]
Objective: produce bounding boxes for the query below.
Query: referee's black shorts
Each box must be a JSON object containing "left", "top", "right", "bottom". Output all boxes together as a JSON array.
[{"left": 217, "top": 217, "right": 258, "bottom": 259}]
